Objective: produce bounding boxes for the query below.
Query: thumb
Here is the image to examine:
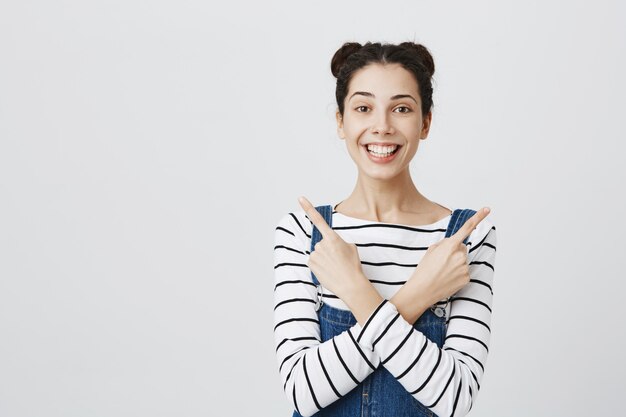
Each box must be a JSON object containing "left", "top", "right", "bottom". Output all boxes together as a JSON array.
[{"left": 427, "top": 240, "right": 442, "bottom": 251}]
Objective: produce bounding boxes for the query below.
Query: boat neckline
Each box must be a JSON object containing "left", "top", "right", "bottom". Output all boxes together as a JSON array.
[{"left": 331, "top": 202, "right": 454, "bottom": 229}]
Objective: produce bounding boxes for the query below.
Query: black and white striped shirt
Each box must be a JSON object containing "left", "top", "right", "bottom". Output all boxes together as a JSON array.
[{"left": 273, "top": 206, "right": 497, "bottom": 417}]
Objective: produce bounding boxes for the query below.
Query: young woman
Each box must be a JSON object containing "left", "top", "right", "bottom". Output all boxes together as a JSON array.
[{"left": 273, "top": 41, "right": 497, "bottom": 417}]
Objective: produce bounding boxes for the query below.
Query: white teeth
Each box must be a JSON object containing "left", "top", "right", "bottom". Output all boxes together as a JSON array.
[{"left": 366, "top": 144, "right": 398, "bottom": 156}]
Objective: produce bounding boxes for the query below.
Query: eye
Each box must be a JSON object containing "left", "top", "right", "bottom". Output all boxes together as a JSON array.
[
  {"left": 394, "top": 106, "right": 412, "bottom": 113},
  {"left": 355, "top": 105, "right": 370, "bottom": 113}
]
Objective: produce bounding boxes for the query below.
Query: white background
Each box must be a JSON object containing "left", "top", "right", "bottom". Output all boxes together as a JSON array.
[{"left": 1, "top": 1, "right": 625, "bottom": 416}]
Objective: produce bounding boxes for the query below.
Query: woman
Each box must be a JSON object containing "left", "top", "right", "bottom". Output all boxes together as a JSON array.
[{"left": 273, "top": 41, "right": 497, "bottom": 417}]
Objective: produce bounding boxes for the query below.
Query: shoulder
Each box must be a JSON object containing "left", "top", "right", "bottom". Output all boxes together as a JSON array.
[
  {"left": 274, "top": 209, "right": 313, "bottom": 242},
  {"left": 465, "top": 210, "right": 497, "bottom": 260}
]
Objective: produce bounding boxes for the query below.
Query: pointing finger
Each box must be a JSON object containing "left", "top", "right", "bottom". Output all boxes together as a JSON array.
[
  {"left": 298, "top": 196, "right": 335, "bottom": 239},
  {"left": 450, "top": 207, "right": 491, "bottom": 244}
]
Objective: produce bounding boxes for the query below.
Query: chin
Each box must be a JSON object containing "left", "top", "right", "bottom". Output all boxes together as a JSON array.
[{"left": 358, "top": 168, "right": 403, "bottom": 181}]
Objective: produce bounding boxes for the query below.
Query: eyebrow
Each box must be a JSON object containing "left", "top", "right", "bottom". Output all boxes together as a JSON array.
[{"left": 349, "top": 91, "right": 418, "bottom": 104}]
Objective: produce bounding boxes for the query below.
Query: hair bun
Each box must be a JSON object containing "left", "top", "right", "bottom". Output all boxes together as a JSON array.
[
  {"left": 398, "top": 42, "right": 435, "bottom": 78},
  {"left": 330, "top": 42, "right": 363, "bottom": 78}
]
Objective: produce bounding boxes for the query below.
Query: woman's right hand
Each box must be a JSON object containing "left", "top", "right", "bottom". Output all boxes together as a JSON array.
[{"left": 411, "top": 208, "right": 491, "bottom": 306}]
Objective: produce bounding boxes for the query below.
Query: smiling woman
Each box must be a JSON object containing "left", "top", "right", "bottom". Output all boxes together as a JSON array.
[{"left": 273, "top": 41, "right": 497, "bottom": 417}]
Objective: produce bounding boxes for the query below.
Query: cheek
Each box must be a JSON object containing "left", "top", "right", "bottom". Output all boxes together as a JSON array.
[
  {"left": 401, "top": 130, "right": 422, "bottom": 143},
  {"left": 399, "top": 119, "right": 422, "bottom": 136},
  {"left": 343, "top": 122, "right": 368, "bottom": 140}
]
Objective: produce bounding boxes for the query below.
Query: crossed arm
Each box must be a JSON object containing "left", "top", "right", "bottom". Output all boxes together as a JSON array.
[{"left": 273, "top": 211, "right": 497, "bottom": 417}]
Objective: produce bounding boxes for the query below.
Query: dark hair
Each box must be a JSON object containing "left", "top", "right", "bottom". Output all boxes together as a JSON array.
[{"left": 331, "top": 41, "right": 435, "bottom": 117}]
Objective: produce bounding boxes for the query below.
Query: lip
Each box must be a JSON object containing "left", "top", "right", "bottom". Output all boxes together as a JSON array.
[
  {"left": 362, "top": 144, "right": 402, "bottom": 164},
  {"left": 364, "top": 142, "right": 401, "bottom": 147}
]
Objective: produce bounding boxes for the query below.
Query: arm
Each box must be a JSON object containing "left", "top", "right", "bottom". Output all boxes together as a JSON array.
[
  {"left": 273, "top": 211, "right": 384, "bottom": 417},
  {"left": 352, "top": 222, "right": 497, "bottom": 417},
  {"left": 388, "top": 275, "right": 432, "bottom": 325}
]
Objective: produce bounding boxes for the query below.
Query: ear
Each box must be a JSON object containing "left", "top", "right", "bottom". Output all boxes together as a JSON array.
[
  {"left": 420, "top": 111, "right": 432, "bottom": 139},
  {"left": 335, "top": 110, "right": 345, "bottom": 139}
]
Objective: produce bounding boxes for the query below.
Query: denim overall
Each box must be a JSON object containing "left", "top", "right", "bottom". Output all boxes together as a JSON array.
[{"left": 293, "top": 205, "right": 476, "bottom": 417}]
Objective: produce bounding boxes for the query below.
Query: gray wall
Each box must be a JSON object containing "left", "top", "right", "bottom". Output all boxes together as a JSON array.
[{"left": 1, "top": 0, "right": 624, "bottom": 415}]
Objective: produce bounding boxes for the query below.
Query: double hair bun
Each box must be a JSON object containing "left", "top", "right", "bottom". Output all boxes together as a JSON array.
[{"left": 330, "top": 41, "right": 435, "bottom": 79}]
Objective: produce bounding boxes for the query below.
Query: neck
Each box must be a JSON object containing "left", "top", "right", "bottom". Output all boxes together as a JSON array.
[{"left": 337, "top": 169, "right": 431, "bottom": 221}]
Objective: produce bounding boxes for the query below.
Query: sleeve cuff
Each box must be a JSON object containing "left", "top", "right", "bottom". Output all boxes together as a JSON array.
[{"left": 354, "top": 299, "right": 400, "bottom": 351}]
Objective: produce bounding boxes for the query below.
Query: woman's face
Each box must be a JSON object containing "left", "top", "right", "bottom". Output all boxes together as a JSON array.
[{"left": 336, "top": 63, "right": 432, "bottom": 181}]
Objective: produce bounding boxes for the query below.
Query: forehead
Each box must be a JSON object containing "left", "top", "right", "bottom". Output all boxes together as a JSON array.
[{"left": 347, "top": 63, "right": 419, "bottom": 98}]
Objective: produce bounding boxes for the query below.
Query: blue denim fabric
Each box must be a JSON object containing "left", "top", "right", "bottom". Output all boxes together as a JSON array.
[{"left": 292, "top": 205, "right": 476, "bottom": 417}]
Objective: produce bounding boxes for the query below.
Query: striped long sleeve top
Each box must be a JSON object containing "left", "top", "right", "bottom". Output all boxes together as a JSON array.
[{"left": 273, "top": 205, "right": 497, "bottom": 417}]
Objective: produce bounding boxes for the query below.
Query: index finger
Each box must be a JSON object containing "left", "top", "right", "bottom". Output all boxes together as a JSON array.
[
  {"left": 449, "top": 207, "right": 491, "bottom": 244},
  {"left": 298, "top": 196, "right": 335, "bottom": 238}
]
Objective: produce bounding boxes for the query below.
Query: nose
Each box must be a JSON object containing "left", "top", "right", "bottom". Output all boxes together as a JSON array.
[{"left": 370, "top": 110, "right": 394, "bottom": 135}]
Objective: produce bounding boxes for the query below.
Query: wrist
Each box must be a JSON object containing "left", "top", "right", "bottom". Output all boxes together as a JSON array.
[
  {"left": 342, "top": 275, "right": 385, "bottom": 327},
  {"left": 390, "top": 277, "right": 432, "bottom": 324},
  {"left": 341, "top": 273, "right": 375, "bottom": 306}
]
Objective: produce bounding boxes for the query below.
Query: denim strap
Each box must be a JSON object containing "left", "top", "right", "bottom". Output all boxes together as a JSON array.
[
  {"left": 428, "top": 208, "right": 477, "bottom": 318},
  {"left": 310, "top": 205, "right": 333, "bottom": 287},
  {"left": 445, "top": 208, "right": 477, "bottom": 244}
]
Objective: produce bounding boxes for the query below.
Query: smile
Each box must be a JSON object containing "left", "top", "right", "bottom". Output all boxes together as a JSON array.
[{"left": 362, "top": 144, "right": 401, "bottom": 163}]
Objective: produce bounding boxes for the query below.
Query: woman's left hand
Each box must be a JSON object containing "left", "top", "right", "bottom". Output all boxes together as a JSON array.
[{"left": 298, "top": 196, "right": 368, "bottom": 301}]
